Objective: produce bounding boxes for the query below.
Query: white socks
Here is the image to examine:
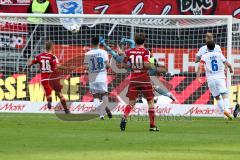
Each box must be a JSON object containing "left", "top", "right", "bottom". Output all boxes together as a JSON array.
[
  {"left": 217, "top": 99, "right": 224, "bottom": 113},
  {"left": 102, "top": 95, "right": 109, "bottom": 106},
  {"left": 93, "top": 98, "right": 105, "bottom": 116},
  {"left": 93, "top": 98, "right": 101, "bottom": 108},
  {"left": 217, "top": 96, "right": 232, "bottom": 118},
  {"left": 223, "top": 98, "right": 231, "bottom": 114}
]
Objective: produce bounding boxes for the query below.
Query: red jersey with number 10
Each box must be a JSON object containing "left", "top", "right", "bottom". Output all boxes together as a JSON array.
[
  {"left": 32, "top": 52, "right": 59, "bottom": 80},
  {"left": 125, "top": 47, "right": 150, "bottom": 82}
]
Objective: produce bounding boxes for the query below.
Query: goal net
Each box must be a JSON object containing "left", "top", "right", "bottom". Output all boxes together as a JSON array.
[
  {"left": 232, "top": 19, "right": 240, "bottom": 109},
  {"left": 0, "top": 14, "right": 237, "bottom": 116}
]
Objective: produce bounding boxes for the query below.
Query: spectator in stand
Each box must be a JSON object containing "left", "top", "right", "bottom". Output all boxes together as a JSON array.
[
  {"left": 28, "top": 0, "right": 50, "bottom": 15},
  {"left": 24, "top": 0, "right": 50, "bottom": 59}
]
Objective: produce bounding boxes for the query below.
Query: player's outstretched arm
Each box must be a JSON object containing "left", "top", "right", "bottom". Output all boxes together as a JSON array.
[
  {"left": 99, "top": 37, "right": 114, "bottom": 54},
  {"left": 224, "top": 61, "right": 234, "bottom": 74},
  {"left": 120, "top": 38, "right": 135, "bottom": 48},
  {"left": 56, "top": 64, "right": 75, "bottom": 71},
  {"left": 99, "top": 36, "right": 125, "bottom": 63},
  {"left": 105, "top": 61, "right": 110, "bottom": 69},
  {"left": 195, "top": 47, "right": 205, "bottom": 63},
  {"left": 195, "top": 56, "right": 201, "bottom": 63},
  {"left": 27, "top": 59, "right": 35, "bottom": 67},
  {"left": 196, "top": 62, "right": 204, "bottom": 83},
  {"left": 111, "top": 52, "right": 125, "bottom": 63}
]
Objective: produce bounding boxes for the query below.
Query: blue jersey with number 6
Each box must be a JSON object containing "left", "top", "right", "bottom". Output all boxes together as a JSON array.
[
  {"left": 84, "top": 48, "right": 108, "bottom": 83},
  {"left": 200, "top": 51, "right": 227, "bottom": 82}
]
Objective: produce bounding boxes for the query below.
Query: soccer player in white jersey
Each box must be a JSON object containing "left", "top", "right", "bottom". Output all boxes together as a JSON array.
[
  {"left": 195, "top": 33, "right": 222, "bottom": 63},
  {"left": 196, "top": 41, "right": 233, "bottom": 120},
  {"left": 84, "top": 36, "right": 112, "bottom": 119}
]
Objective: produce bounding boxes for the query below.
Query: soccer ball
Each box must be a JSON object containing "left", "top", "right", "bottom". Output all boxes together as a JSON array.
[{"left": 70, "top": 24, "right": 80, "bottom": 33}]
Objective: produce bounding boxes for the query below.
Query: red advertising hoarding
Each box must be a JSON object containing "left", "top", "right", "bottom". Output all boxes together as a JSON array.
[{"left": 0, "top": 0, "right": 240, "bottom": 18}]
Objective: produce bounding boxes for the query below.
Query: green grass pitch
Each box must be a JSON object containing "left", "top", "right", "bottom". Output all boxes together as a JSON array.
[{"left": 0, "top": 113, "right": 240, "bottom": 160}]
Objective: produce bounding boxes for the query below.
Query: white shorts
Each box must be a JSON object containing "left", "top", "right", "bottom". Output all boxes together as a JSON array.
[
  {"left": 207, "top": 79, "right": 228, "bottom": 97},
  {"left": 89, "top": 82, "right": 108, "bottom": 95}
]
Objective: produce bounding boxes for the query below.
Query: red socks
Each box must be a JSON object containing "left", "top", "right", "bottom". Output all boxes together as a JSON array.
[
  {"left": 124, "top": 104, "right": 156, "bottom": 128},
  {"left": 148, "top": 107, "right": 156, "bottom": 128},
  {"left": 124, "top": 105, "right": 156, "bottom": 127},
  {"left": 124, "top": 105, "right": 133, "bottom": 118}
]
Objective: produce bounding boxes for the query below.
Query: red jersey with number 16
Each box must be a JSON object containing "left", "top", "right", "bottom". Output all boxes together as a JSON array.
[
  {"left": 32, "top": 52, "right": 59, "bottom": 80},
  {"left": 125, "top": 47, "right": 151, "bottom": 82}
]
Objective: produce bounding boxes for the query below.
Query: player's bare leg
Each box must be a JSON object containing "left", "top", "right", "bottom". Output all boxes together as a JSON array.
[
  {"left": 56, "top": 92, "right": 70, "bottom": 114},
  {"left": 120, "top": 100, "right": 135, "bottom": 131},
  {"left": 154, "top": 86, "right": 177, "bottom": 103},
  {"left": 147, "top": 99, "right": 159, "bottom": 131},
  {"left": 150, "top": 76, "right": 177, "bottom": 103}
]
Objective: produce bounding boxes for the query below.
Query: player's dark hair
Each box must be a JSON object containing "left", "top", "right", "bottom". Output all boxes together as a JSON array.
[
  {"left": 134, "top": 33, "right": 146, "bottom": 45},
  {"left": 91, "top": 36, "right": 99, "bottom": 46},
  {"left": 46, "top": 41, "right": 53, "bottom": 51},
  {"left": 207, "top": 40, "right": 215, "bottom": 51}
]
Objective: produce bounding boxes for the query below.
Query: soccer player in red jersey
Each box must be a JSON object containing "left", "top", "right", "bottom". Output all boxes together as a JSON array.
[
  {"left": 120, "top": 33, "right": 159, "bottom": 131},
  {"left": 28, "top": 41, "right": 70, "bottom": 114}
]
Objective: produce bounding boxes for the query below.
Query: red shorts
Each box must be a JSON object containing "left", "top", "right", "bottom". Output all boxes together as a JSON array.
[
  {"left": 126, "top": 82, "right": 154, "bottom": 101},
  {"left": 41, "top": 78, "right": 62, "bottom": 97}
]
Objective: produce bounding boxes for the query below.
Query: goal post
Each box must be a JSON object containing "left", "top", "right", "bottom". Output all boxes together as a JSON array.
[
  {"left": 232, "top": 18, "right": 240, "bottom": 108},
  {"left": 227, "top": 16, "right": 233, "bottom": 97},
  {"left": 0, "top": 13, "right": 237, "bottom": 116}
]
